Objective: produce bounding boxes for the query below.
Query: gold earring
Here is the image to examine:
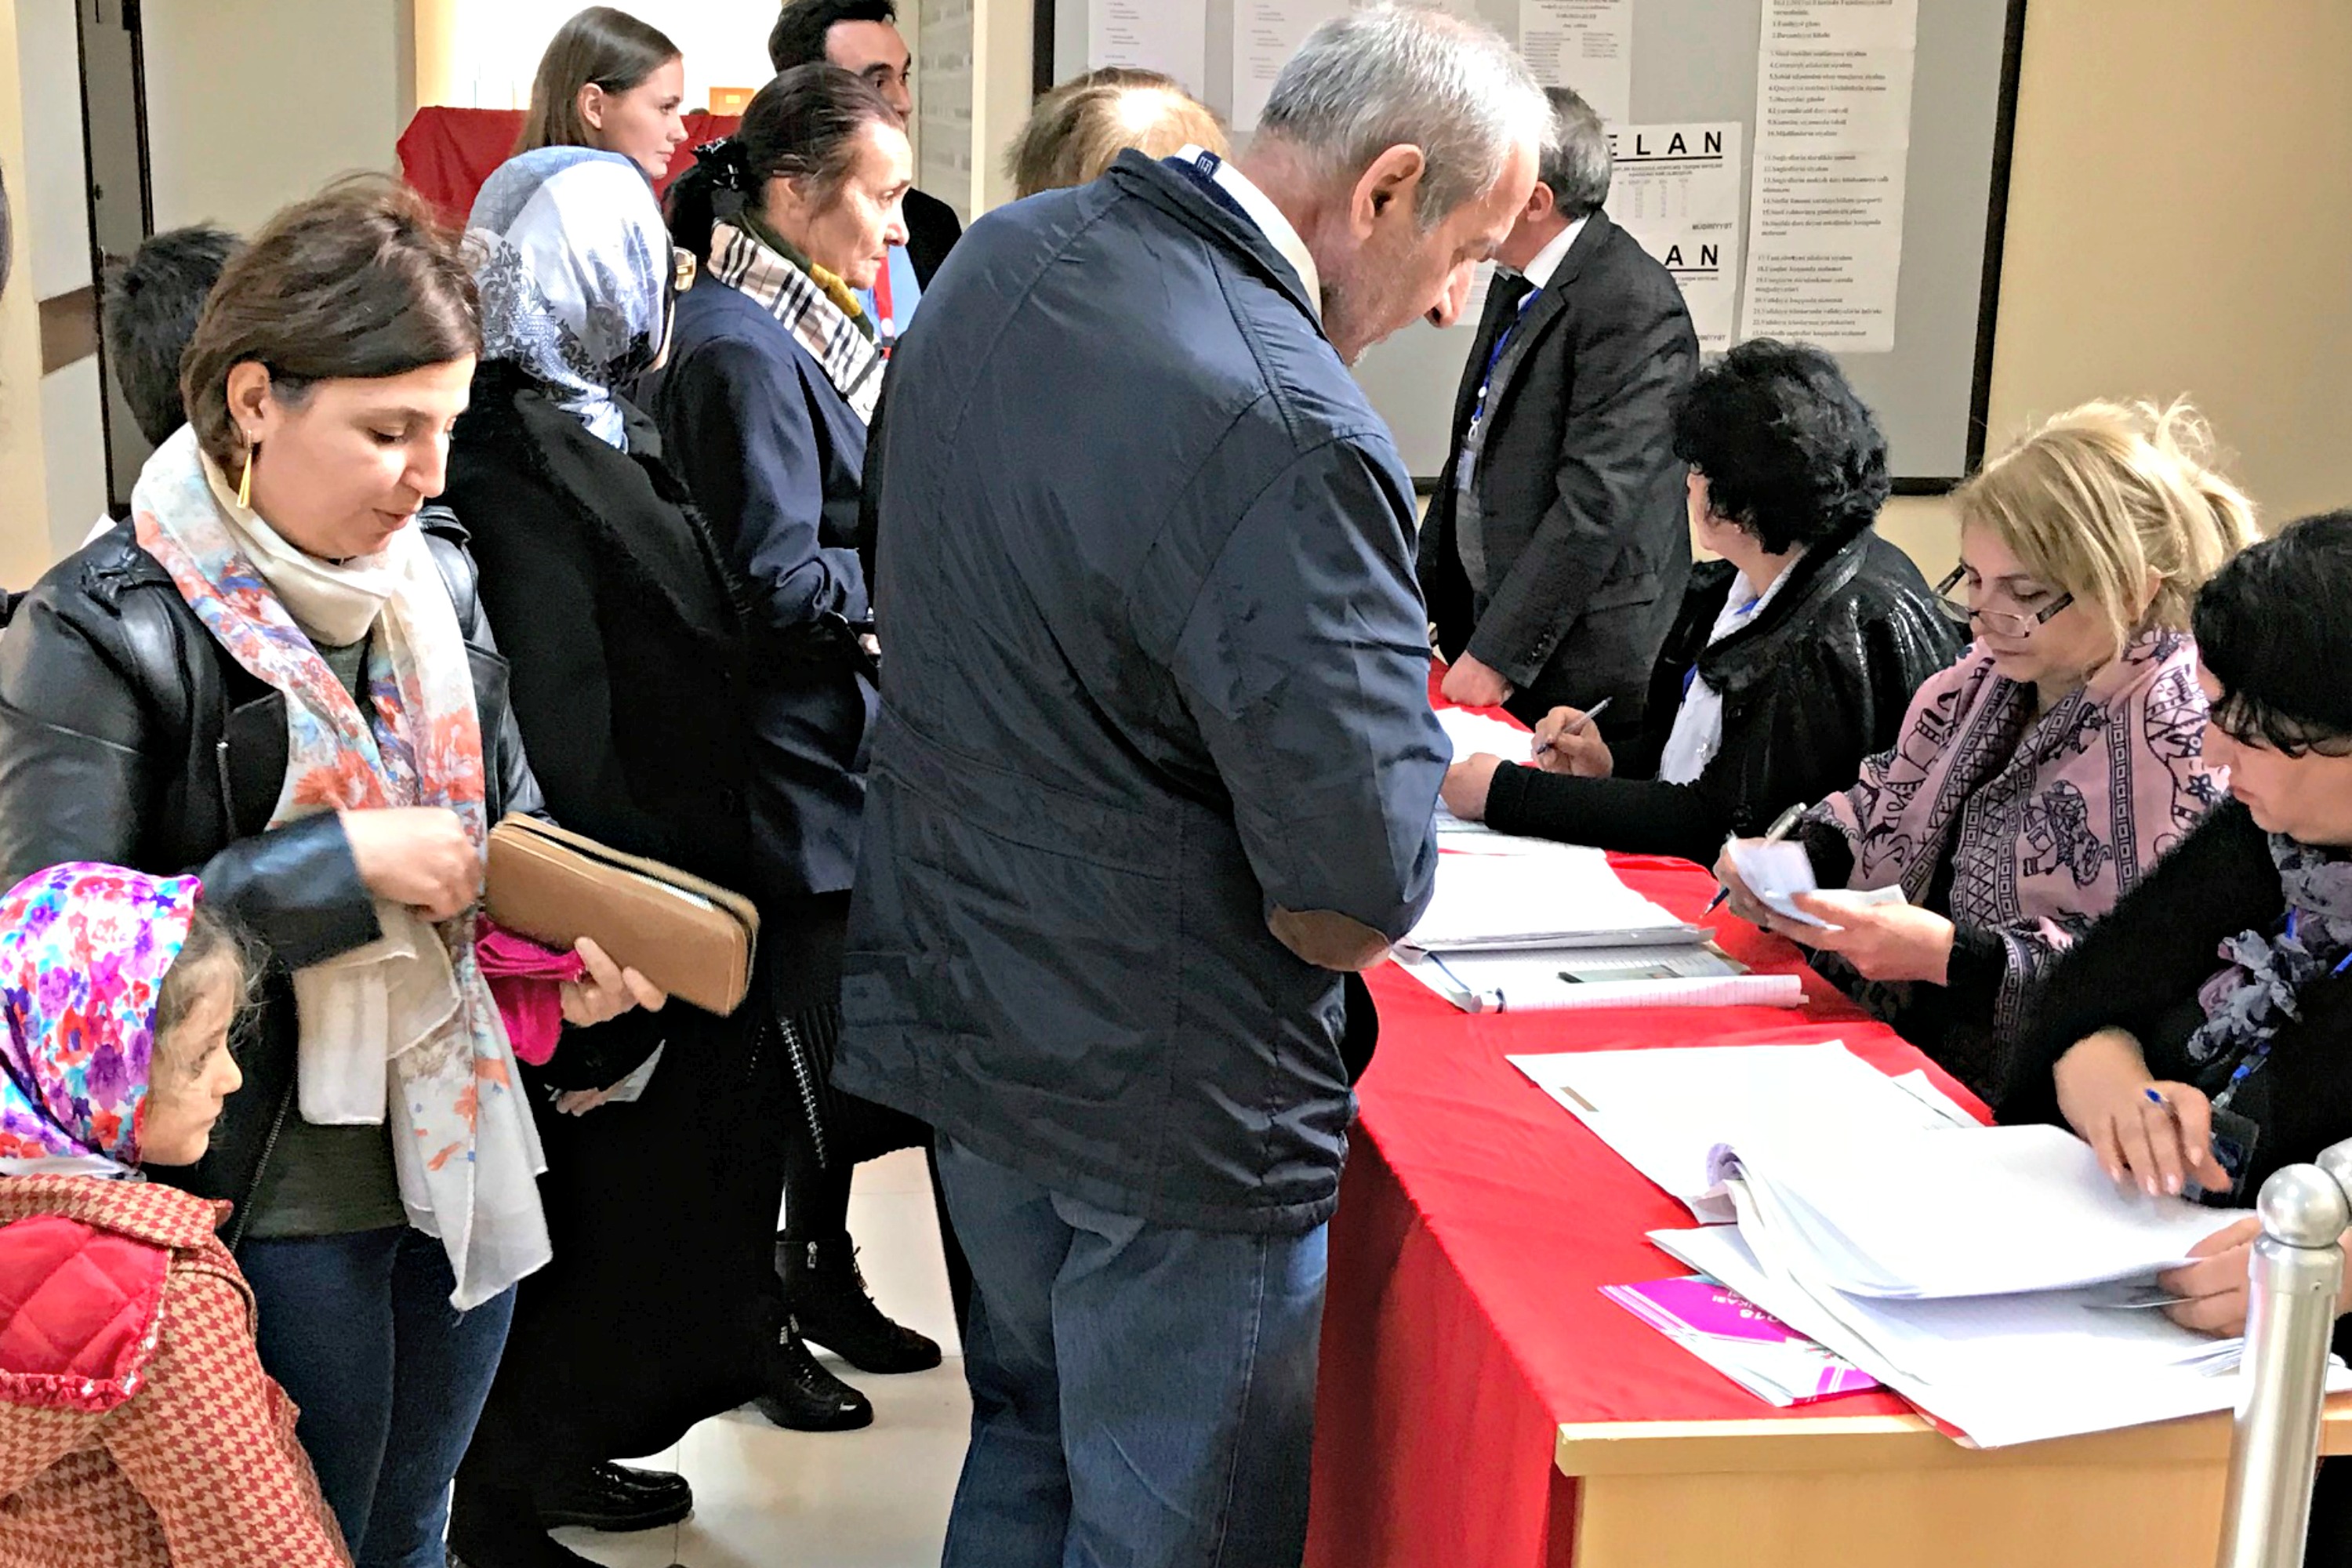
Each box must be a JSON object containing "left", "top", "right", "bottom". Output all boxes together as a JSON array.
[{"left": 236, "top": 442, "right": 254, "bottom": 510}]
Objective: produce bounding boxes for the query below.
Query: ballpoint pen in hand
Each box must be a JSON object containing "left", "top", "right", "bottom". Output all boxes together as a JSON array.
[
  {"left": 1532, "top": 695, "right": 1612, "bottom": 759},
  {"left": 1704, "top": 800, "right": 1811, "bottom": 916}
]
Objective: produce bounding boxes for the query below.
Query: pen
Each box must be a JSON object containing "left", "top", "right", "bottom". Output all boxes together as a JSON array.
[
  {"left": 2143, "top": 1087, "right": 2196, "bottom": 1196},
  {"left": 1704, "top": 802, "right": 1810, "bottom": 916},
  {"left": 1533, "top": 695, "right": 1612, "bottom": 758}
]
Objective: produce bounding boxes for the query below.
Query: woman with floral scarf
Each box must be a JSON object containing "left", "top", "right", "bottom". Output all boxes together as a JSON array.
[
  {"left": 0, "top": 864, "right": 347, "bottom": 1566},
  {"left": 0, "top": 177, "right": 655, "bottom": 1568},
  {"left": 1713, "top": 400, "right": 2259, "bottom": 1105}
]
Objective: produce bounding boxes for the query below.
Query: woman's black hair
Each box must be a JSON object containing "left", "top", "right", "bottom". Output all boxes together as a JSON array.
[
  {"left": 1670, "top": 338, "right": 1891, "bottom": 556},
  {"left": 666, "top": 64, "right": 902, "bottom": 262},
  {"left": 2194, "top": 510, "right": 2352, "bottom": 757}
]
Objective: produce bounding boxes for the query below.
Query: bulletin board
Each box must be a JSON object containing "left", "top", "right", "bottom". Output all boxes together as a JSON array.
[{"left": 1033, "top": 0, "right": 2028, "bottom": 491}]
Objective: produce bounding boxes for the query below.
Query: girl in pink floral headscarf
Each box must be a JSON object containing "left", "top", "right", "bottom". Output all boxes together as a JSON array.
[{"left": 0, "top": 862, "right": 349, "bottom": 1566}]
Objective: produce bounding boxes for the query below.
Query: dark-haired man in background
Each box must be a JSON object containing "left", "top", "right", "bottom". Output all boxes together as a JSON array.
[
  {"left": 1421, "top": 86, "right": 1697, "bottom": 734},
  {"left": 89, "top": 224, "right": 244, "bottom": 547},
  {"left": 770, "top": 0, "right": 960, "bottom": 347}
]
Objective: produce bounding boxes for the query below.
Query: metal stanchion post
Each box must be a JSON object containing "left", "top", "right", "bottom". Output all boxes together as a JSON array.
[{"left": 2215, "top": 1143, "right": 2352, "bottom": 1568}]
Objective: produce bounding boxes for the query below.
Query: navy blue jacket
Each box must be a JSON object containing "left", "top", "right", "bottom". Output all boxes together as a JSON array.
[
  {"left": 643, "top": 279, "right": 877, "bottom": 902},
  {"left": 836, "top": 152, "right": 1445, "bottom": 1235}
]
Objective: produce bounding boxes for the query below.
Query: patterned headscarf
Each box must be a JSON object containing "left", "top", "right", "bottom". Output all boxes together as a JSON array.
[
  {"left": 0, "top": 865, "right": 201, "bottom": 1171},
  {"left": 470, "top": 147, "right": 672, "bottom": 449}
]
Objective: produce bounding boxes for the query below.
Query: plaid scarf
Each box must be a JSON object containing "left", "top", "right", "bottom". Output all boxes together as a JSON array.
[{"left": 707, "top": 217, "right": 884, "bottom": 423}]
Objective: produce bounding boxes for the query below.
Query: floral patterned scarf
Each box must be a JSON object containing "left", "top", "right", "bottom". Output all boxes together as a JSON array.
[
  {"left": 2185, "top": 837, "right": 2352, "bottom": 1103},
  {"left": 0, "top": 864, "right": 201, "bottom": 1176},
  {"left": 132, "top": 426, "right": 547, "bottom": 1309}
]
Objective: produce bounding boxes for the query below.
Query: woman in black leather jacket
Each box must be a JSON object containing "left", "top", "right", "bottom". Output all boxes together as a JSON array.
[
  {"left": 0, "top": 176, "right": 653, "bottom": 1568},
  {"left": 1441, "top": 339, "right": 1963, "bottom": 862}
]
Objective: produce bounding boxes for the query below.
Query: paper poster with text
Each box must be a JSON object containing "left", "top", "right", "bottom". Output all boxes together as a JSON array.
[
  {"left": 1609, "top": 122, "right": 1742, "bottom": 351},
  {"left": 1739, "top": 0, "right": 1918, "bottom": 351}
]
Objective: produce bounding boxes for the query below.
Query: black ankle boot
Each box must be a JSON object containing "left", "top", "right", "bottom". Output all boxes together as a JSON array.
[
  {"left": 753, "top": 1319, "right": 873, "bottom": 1432},
  {"left": 779, "top": 1230, "right": 944, "bottom": 1374}
]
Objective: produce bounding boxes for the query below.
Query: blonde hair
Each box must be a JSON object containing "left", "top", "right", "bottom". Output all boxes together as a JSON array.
[
  {"left": 1007, "top": 74, "right": 1229, "bottom": 199},
  {"left": 1954, "top": 398, "right": 2259, "bottom": 657}
]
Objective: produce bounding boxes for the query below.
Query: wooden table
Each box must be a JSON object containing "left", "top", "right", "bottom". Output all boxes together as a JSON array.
[{"left": 1557, "top": 1404, "right": 2352, "bottom": 1567}]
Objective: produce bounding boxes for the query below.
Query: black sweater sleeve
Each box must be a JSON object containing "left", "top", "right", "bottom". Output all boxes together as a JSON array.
[
  {"left": 2000, "top": 800, "right": 2275, "bottom": 1125},
  {"left": 1480, "top": 763, "right": 1726, "bottom": 863}
]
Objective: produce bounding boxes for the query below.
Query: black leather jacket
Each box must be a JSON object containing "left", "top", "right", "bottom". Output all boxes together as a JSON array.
[
  {"left": 0, "top": 513, "right": 541, "bottom": 1245},
  {"left": 1483, "top": 522, "right": 1965, "bottom": 864}
]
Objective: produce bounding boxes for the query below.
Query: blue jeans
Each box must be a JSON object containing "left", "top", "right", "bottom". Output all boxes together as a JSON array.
[
  {"left": 240, "top": 1225, "right": 517, "bottom": 1568},
  {"left": 935, "top": 1136, "right": 1330, "bottom": 1568}
]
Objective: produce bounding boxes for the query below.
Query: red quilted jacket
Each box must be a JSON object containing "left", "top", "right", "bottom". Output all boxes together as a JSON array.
[{"left": 0, "top": 1176, "right": 349, "bottom": 1566}]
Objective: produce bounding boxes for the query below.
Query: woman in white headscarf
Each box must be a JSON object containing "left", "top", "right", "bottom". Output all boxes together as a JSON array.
[{"left": 440, "top": 146, "right": 879, "bottom": 1568}]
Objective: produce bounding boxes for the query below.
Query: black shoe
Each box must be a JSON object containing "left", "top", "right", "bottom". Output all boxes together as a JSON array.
[
  {"left": 446, "top": 1501, "right": 601, "bottom": 1568},
  {"left": 533, "top": 1460, "right": 693, "bottom": 1533},
  {"left": 753, "top": 1320, "right": 873, "bottom": 1432},
  {"left": 779, "top": 1230, "right": 945, "bottom": 1374}
]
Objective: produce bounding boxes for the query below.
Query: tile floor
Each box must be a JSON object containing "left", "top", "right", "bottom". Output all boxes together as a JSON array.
[{"left": 557, "top": 1147, "right": 971, "bottom": 1568}]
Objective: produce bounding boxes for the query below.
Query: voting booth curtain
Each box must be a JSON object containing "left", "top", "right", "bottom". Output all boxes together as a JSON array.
[{"left": 397, "top": 107, "right": 739, "bottom": 225}]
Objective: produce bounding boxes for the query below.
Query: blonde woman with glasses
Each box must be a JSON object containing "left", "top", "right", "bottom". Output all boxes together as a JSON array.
[{"left": 1714, "top": 399, "right": 2259, "bottom": 1106}]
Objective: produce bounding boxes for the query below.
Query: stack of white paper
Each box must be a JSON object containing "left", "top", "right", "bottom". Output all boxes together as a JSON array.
[
  {"left": 1404, "top": 845, "right": 1701, "bottom": 953},
  {"left": 1678, "top": 1122, "right": 2352, "bottom": 1446},
  {"left": 1510, "top": 1043, "right": 1970, "bottom": 1209}
]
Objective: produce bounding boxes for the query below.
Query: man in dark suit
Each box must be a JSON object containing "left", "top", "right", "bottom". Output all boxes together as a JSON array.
[
  {"left": 1422, "top": 87, "right": 1698, "bottom": 735},
  {"left": 769, "top": 0, "right": 963, "bottom": 291}
]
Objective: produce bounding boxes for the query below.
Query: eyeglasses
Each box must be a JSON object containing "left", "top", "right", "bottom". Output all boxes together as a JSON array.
[{"left": 1934, "top": 565, "right": 2074, "bottom": 639}]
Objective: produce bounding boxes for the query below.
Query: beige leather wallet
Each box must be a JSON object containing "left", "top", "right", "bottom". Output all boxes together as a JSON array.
[{"left": 485, "top": 815, "right": 760, "bottom": 1016}]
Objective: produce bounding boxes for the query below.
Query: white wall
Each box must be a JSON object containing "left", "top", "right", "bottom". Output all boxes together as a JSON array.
[
  {"left": 15, "top": 0, "right": 104, "bottom": 557},
  {"left": 143, "top": 0, "right": 411, "bottom": 234}
]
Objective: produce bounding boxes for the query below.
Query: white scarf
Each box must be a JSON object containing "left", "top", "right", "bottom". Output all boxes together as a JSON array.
[{"left": 1658, "top": 556, "right": 1802, "bottom": 786}]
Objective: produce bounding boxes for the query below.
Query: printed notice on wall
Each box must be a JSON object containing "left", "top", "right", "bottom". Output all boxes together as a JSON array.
[
  {"left": 1519, "top": 0, "right": 1632, "bottom": 124},
  {"left": 1738, "top": 0, "right": 1918, "bottom": 351},
  {"left": 1088, "top": 0, "right": 1208, "bottom": 94},
  {"left": 1610, "top": 122, "right": 1742, "bottom": 350},
  {"left": 1232, "top": 0, "right": 1359, "bottom": 132}
]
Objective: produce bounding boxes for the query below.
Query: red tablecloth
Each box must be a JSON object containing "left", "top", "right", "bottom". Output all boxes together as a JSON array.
[
  {"left": 397, "top": 106, "right": 739, "bottom": 224},
  {"left": 1304, "top": 703, "right": 1985, "bottom": 1568}
]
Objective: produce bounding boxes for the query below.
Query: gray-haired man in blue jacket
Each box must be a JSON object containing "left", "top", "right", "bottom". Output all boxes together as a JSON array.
[{"left": 837, "top": 8, "right": 1550, "bottom": 1562}]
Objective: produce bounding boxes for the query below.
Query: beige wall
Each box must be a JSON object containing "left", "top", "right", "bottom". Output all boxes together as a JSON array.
[
  {"left": 143, "top": 0, "right": 412, "bottom": 235},
  {"left": 1878, "top": 0, "right": 2352, "bottom": 571},
  {"left": 0, "top": 0, "right": 52, "bottom": 589}
]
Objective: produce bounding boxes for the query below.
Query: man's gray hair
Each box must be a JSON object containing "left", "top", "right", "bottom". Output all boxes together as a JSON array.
[
  {"left": 1539, "top": 87, "right": 1612, "bottom": 219},
  {"left": 1256, "top": 5, "right": 1552, "bottom": 229}
]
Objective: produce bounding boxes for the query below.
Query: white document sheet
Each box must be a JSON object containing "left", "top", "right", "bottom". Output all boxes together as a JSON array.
[
  {"left": 1705, "top": 1122, "right": 2248, "bottom": 1299},
  {"left": 1517, "top": 0, "right": 1632, "bottom": 124},
  {"left": 1230, "top": 0, "right": 1355, "bottom": 131},
  {"left": 1609, "top": 123, "right": 1743, "bottom": 350},
  {"left": 1648, "top": 1224, "right": 2342, "bottom": 1450},
  {"left": 1087, "top": 0, "right": 1207, "bottom": 90},
  {"left": 1434, "top": 706, "right": 1535, "bottom": 764},
  {"left": 1508, "top": 1041, "right": 1956, "bottom": 1208},
  {"left": 1723, "top": 838, "right": 1906, "bottom": 928},
  {"left": 1738, "top": 0, "right": 1919, "bottom": 350},
  {"left": 1404, "top": 844, "right": 1700, "bottom": 952},
  {"left": 1401, "top": 950, "right": 1800, "bottom": 1014}
]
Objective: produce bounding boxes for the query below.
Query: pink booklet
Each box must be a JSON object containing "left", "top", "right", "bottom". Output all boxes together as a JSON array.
[{"left": 1602, "top": 1275, "right": 1881, "bottom": 1406}]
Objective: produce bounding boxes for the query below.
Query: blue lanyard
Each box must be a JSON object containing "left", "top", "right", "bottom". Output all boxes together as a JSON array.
[
  {"left": 2220, "top": 908, "right": 2352, "bottom": 1103},
  {"left": 1471, "top": 286, "right": 1541, "bottom": 420}
]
